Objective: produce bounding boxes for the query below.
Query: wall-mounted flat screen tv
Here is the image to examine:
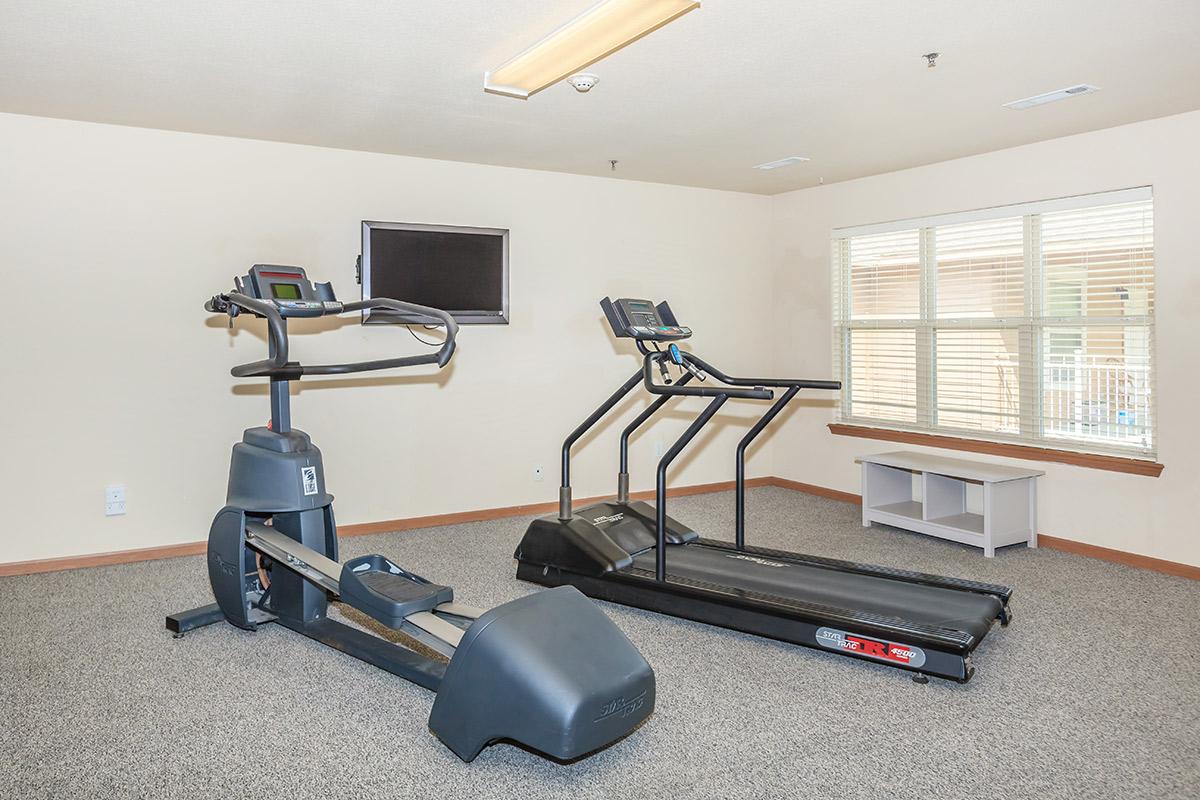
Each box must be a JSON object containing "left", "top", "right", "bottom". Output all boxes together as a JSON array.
[{"left": 360, "top": 221, "right": 509, "bottom": 325}]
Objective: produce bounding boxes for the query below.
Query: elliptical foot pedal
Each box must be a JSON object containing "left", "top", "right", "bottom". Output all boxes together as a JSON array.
[{"left": 340, "top": 555, "right": 453, "bottom": 630}]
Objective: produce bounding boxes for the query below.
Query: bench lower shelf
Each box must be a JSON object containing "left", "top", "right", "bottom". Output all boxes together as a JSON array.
[{"left": 859, "top": 455, "right": 1040, "bottom": 558}]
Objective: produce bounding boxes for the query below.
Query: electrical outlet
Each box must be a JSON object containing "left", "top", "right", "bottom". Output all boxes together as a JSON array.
[
  {"left": 533, "top": 465, "right": 544, "bottom": 482},
  {"left": 654, "top": 439, "right": 665, "bottom": 457},
  {"left": 105, "top": 485, "right": 126, "bottom": 516}
]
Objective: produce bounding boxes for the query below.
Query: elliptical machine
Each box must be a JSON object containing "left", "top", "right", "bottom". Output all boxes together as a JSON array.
[{"left": 168, "top": 266, "right": 655, "bottom": 762}]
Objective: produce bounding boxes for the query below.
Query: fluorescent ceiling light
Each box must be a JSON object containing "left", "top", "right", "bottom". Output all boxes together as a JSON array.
[
  {"left": 1003, "top": 84, "right": 1100, "bottom": 110},
  {"left": 753, "top": 156, "right": 810, "bottom": 171},
  {"left": 484, "top": 0, "right": 700, "bottom": 99}
]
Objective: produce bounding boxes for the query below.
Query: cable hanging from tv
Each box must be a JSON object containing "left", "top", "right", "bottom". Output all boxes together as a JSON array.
[{"left": 406, "top": 325, "right": 442, "bottom": 346}]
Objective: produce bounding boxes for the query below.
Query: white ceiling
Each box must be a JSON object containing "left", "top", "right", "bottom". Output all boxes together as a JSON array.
[{"left": 2, "top": 1, "right": 1198, "bottom": 194}]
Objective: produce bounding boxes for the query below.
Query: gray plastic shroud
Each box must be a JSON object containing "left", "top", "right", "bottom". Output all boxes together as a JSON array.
[
  {"left": 206, "top": 506, "right": 255, "bottom": 629},
  {"left": 429, "top": 585, "right": 655, "bottom": 762},
  {"left": 227, "top": 427, "right": 332, "bottom": 512}
]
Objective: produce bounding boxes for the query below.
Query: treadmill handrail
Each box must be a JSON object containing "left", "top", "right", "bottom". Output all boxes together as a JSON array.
[
  {"left": 643, "top": 353, "right": 774, "bottom": 400},
  {"left": 653, "top": 394, "right": 728, "bottom": 581},
  {"left": 682, "top": 352, "right": 841, "bottom": 391},
  {"left": 650, "top": 349, "right": 840, "bottom": 549},
  {"left": 619, "top": 372, "right": 694, "bottom": 478},
  {"left": 559, "top": 368, "right": 645, "bottom": 518},
  {"left": 556, "top": 343, "right": 839, "bottom": 523},
  {"left": 734, "top": 385, "right": 801, "bottom": 549}
]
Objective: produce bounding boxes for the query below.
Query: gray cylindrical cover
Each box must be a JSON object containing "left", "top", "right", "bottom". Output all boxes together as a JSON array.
[{"left": 226, "top": 427, "right": 332, "bottom": 512}]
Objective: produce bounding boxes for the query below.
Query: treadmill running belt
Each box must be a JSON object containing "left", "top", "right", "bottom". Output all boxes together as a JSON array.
[{"left": 630, "top": 544, "right": 1002, "bottom": 641}]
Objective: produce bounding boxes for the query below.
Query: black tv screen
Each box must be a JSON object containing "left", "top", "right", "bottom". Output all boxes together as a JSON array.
[{"left": 361, "top": 221, "right": 509, "bottom": 324}]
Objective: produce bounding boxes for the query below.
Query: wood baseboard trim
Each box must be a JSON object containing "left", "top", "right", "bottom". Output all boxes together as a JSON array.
[
  {"left": 766, "top": 477, "right": 1198, "bottom": 581},
  {"left": 337, "top": 478, "right": 771, "bottom": 538},
  {"left": 828, "top": 423, "right": 1164, "bottom": 477},
  {"left": 4, "top": 476, "right": 1192, "bottom": 580},
  {"left": 0, "top": 478, "right": 772, "bottom": 577},
  {"left": 765, "top": 477, "right": 862, "bottom": 505},
  {"left": 1036, "top": 535, "right": 1200, "bottom": 580},
  {"left": 0, "top": 541, "right": 207, "bottom": 577}
]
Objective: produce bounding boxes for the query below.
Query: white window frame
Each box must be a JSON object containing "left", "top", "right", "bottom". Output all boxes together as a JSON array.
[{"left": 831, "top": 186, "right": 1155, "bottom": 460}]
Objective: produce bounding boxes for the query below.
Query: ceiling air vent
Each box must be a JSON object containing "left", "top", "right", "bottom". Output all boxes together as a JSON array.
[{"left": 1003, "top": 84, "right": 1100, "bottom": 110}]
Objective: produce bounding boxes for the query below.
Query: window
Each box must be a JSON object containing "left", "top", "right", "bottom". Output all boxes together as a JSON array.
[{"left": 832, "top": 188, "right": 1155, "bottom": 459}]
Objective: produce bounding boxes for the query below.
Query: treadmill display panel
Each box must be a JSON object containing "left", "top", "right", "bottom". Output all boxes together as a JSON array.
[{"left": 605, "top": 297, "right": 692, "bottom": 341}]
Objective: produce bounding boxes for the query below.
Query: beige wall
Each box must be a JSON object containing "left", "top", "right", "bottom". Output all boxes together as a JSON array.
[
  {"left": 4, "top": 109, "right": 1198, "bottom": 569},
  {"left": 0, "top": 112, "right": 776, "bottom": 564},
  {"left": 771, "top": 110, "right": 1200, "bottom": 567}
]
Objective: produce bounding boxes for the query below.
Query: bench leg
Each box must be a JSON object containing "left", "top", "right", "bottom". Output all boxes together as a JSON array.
[
  {"left": 861, "top": 463, "right": 871, "bottom": 527},
  {"left": 1027, "top": 478, "right": 1038, "bottom": 549},
  {"left": 983, "top": 483, "right": 994, "bottom": 557}
]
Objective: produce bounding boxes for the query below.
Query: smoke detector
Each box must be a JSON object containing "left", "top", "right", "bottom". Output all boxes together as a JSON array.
[{"left": 568, "top": 73, "right": 599, "bottom": 92}]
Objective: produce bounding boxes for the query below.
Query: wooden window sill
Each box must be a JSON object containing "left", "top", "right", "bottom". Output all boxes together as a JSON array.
[{"left": 828, "top": 423, "right": 1164, "bottom": 477}]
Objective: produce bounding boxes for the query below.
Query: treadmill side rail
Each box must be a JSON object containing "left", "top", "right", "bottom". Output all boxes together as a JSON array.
[
  {"left": 515, "top": 502, "right": 1012, "bottom": 683},
  {"left": 520, "top": 561, "right": 977, "bottom": 683},
  {"left": 696, "top": 538, "right": 1013, "bottom": 605}
]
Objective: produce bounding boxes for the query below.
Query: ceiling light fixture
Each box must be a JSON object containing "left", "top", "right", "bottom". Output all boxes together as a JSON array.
[
  {"left": 1003, "top": 84, "right": 1099, "bottom": 110},
  {"left": 484, "top": 0, "right": 701, "bottom": 99},
  {"left": 753, "top": 156, "right": 810, "bottom": 171}
]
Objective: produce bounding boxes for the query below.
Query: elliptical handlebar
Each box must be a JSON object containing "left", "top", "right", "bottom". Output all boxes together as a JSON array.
[
  {"left": 338, "top": 297, "right": 458, "bottom": 370},
  {"left": 210, "top": 292, "right": 458, "bottom": 379},
  {"left": 210, "top": 292, "right": 293, "bottom": 378}
]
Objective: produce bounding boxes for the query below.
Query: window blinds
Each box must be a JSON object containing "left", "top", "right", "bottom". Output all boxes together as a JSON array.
[{"left": 832, "top": 188, "right": 1155, "bottom": 458}]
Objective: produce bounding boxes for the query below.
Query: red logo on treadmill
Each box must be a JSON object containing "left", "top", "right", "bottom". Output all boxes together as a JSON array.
[
  {"left": 847, "top": 636, "right": 919, "bottom": 664},
  {"left": 815, "top": 627, "right": 926, "bottom": 668}
]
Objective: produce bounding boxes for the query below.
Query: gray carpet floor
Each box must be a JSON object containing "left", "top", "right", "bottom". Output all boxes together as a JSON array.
[{"left": 2, "top": 487, "right": 1198, "bottom": 800}]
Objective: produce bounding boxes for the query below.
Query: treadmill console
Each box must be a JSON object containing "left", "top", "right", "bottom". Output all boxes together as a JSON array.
[
  {"left": 235, "top": 265, "right": 339, "bottom": 318},
  {"left": 601, "top": 297, "right": 692, "bottom": 341}
]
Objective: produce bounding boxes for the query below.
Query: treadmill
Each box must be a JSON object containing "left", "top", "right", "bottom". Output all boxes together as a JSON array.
[{"left": 515, "top": 297, "right": 1014, "bottom": 683}]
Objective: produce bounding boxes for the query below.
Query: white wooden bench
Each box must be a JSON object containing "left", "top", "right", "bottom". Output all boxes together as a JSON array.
[{"left": 857, "top": 451, "right": 1043, "bottom": 557}]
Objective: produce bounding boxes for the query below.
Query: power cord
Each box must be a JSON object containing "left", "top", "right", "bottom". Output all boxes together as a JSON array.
[{"left": 405, "top": 324, "right": 442, "bottom": 347}]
